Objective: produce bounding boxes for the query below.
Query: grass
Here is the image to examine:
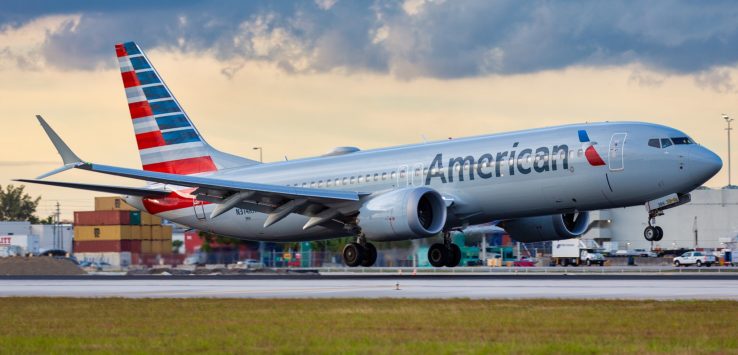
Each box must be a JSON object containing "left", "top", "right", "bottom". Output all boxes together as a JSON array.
[{"left": 0, "top": 298, "right": 737, "bottom": 354}]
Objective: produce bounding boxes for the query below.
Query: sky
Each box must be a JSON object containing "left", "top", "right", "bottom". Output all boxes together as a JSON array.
[{"left": 1, "top": 0, "right": 737, "bottom": 220}]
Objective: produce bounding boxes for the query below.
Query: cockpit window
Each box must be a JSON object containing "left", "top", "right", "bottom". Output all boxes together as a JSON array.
[
  {"left": 660, "top": 138, "right": 672, "bottom": 148},
  {"left": 671, "top": 137, "right": 693, "bottom": 145},
  {"left": 648, "top": 139, "right": 660, "bottom": 148}
]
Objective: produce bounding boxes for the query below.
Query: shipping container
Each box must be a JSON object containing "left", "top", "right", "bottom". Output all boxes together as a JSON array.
[
  {"left": 129, "top": 211, "right": 141, "bottom": 225},
  {"left": 74, "top": 211, "right": 131, "bottom": 226},
  {"left": 151, "top": 239, "right": 163, "bottom": 254},
  {"left": 142, "top": 240, "right": 153, "bottom": 253},
  {"left": 140, "top": 212, "right": 162, "bottom": 226},
  {"left": 74, "top": 226, "right": 134, "bottom": 241},
  {"left": 160, "top": 240, "right": 172, "bottom": 254},
  {"left": 140, "top": 226, "right": 152, "bottom": 239},
  {"left": 161, "top": 225, "right": 173, "bottom": 240},
  {"left": 74, "top": 240, "right": 141, "bottom": 253},
  {"left": 75, "top": 252, "right": 132, "bottom": 267},
  {"left": 94, "top": 196, "right": 136, "bottom": 211},
  {"left": 151, "top": 226, "right": 162, "bottom": 240},
  {"left": 129, "top": 226, "right": 141, "bottom": 240}
]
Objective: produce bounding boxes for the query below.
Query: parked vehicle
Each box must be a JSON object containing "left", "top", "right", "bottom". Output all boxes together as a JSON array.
[
  {"left": 633, "top": 249, "right": 658, "bottom": 257},
  {"left": 237, "top": 259, "right": 265, "bottom": 269},
  {"left": 552, "top": 239, "right": 606, "bottom": 266},
  {"left": 513, "top": 256, "right": 537, "bottom": 267},
  {"left": 673, "top": 251, "right": 716, "bottom": 267}
]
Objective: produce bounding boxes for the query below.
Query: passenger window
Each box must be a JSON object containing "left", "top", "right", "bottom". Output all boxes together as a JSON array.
[
  {"left": 661, "top": 138, "right": 672, "bottom": 148},
  {"left": 399, "top": 170, "right": 406, "bottom": 178},
  {"left": 318, "top": 180, "right": 324, "bottom": 188},
  {"left": 648, "top": 139, "right": 660, "bottom": 148},
  {"left": 391, "top": 171, "right": 397, "bottom": 179},
  {"left": 381, "top": 172, "right": 387, "bottom": 180},
  {"left": 358, "top": 176, "right": 364, "bottom": 183},
  {"left": 366, "top": 174, "right": 371, "bottom": 182},
  {"left": 350, "top": 176, "right": 355, "bottom": 184},
  {"left": 342, "top": 177, "right": 348, "bottom": 185},
  {"left": 310, "top": 182, "right": 316, "bottom": 188},
  {"left": 374, "top": 173, "right": 379, "bottom": 181},
  {"left": 326, "top": 180, "right": 332, "bottom": 187}
]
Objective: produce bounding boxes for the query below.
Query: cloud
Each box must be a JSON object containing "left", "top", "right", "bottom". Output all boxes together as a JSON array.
[{"left": 1, "top": 0, "right": 738, "bottom": 80}]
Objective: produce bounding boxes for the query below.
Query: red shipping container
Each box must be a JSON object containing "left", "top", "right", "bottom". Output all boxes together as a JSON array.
[
  {"left": 74, "top": 240, "right": 141, "bottom": 253},
  {"left": 74, "top": 211, "right": 131, "bottom": 226}
]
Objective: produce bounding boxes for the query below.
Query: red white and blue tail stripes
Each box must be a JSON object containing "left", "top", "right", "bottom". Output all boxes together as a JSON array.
[
  {"left": 116, "top": 42, "right": 217, "bottom": 175},
  {"left": 578, "top": 130, "right": 606, "bottom": 166}
]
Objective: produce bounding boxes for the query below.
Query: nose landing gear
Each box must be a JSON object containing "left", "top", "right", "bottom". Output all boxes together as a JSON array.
[
  {"left": 428, "top": 232, "right": 462, "bottom": 267},
  {"left": 644, "top": 216, "right": 664, "bottom": 242}
]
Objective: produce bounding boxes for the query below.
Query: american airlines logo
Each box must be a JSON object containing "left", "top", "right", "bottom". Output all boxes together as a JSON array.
[
  {"left": 425, "top": 143, "right": 571, "bottom": 184},
  {"left": 425, "top": 130, "right": 604, "bottom": 185}
]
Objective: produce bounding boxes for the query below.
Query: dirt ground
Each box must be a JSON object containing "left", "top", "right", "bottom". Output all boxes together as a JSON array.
[{"left": 0, "top": 257, "right": 86, "bottom": 276}]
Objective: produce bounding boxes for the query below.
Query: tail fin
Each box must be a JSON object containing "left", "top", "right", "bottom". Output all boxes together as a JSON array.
[{"left": 115, "top": 41, "right": 258, "bottom": 175}]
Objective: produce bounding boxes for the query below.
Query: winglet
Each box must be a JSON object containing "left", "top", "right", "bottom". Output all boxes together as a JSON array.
[{"left": 36, "top": 115, "right": 82, "bottom": 165}]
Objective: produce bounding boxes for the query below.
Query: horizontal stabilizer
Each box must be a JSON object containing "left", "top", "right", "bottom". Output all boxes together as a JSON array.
[{"left": 14, "top": 179, "right": 170, "bottom": 197}]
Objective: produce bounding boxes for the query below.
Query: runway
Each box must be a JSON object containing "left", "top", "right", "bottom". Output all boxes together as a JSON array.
[{"left": 1, "top": 275, "right": 737, "bottom": 299}]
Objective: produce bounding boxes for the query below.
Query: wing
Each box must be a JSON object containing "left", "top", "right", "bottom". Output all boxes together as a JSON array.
[
  {"left": 14, "top": 179, "right": 170, "bottom": 197},
  {"left": 28, "top": 115, "right": 366, "bottom": 230}
]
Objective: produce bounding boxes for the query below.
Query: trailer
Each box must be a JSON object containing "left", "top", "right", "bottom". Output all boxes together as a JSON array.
[{"left": 552, "top": 238, "right": 605, "bottom": 266}]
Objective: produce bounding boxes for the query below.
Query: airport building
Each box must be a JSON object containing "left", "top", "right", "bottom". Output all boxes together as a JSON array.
[{"left": 582, "top": 187, "right": 738, "bottom": 251}]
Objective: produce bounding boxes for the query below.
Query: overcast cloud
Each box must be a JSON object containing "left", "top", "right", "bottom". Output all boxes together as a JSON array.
[{"left": 1, "top": 0, "right": 738, "bottom": 79}]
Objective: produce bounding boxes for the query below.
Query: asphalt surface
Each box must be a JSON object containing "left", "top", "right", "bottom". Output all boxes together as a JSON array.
[{"left": 1, "top": 274, "right": 737, "bottom": 299}]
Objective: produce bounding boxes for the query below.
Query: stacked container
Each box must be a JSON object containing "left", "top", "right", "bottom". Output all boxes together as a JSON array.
[{"left": 74, "top": 196, "right": 174, "bottom": 267}]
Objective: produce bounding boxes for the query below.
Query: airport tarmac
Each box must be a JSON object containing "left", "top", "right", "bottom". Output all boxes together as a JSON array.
[{"left": 1, "top": 275, "right": 737, "bottom": 299}]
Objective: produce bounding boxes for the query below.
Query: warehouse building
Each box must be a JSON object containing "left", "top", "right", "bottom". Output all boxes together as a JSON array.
[
  {"left": 0, "top": 221, "right": 73, "bottom": 255},
  {"left": 582, "top": 187, "right": 738, "bottom": 251}
]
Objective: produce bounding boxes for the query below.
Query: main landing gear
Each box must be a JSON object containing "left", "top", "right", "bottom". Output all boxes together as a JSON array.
[
  {"left": 428, "top": 232, "right": 461, "bottom": 267},
  {"left": 644, "top": 213, "right": 664, "bottom": 242},
  {"left": 342, "top": 235, "right": 377, "bottom": 267}
]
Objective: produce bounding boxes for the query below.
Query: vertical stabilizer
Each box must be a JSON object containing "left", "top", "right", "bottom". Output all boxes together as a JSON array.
[{"left": 115, "top": 41, "right": 258, "bottom": 175}]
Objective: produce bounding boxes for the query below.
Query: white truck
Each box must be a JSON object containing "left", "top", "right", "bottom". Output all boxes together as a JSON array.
[
  {"left": 552, "top": 238, "right": 605, "bottom": 266},
  {"left": 673, "top": 251, "right": 717, "bottom": 267}
]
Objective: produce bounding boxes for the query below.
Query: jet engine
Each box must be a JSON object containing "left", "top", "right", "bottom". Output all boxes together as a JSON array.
[
  {"left": 357, "top": 187, "right": 447, "bottom": 241},
  {"left": 502, "top": 212, "right": 590, "bottom": 243}
]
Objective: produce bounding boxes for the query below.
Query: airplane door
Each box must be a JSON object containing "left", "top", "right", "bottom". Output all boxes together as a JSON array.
[
  {"left": 397, "top": 165, "right": 409, "bottom": 187},
  {"left": 411, "top": 163, "right": 424, "bottom": 186},
  {"left": 193, "top": 198, "right": 207, "bottom": 220},
  {"left": 609, "top": 133, "right": 626, "bottom": 171}
]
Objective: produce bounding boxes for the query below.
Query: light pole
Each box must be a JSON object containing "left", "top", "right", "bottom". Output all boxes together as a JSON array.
[
  {"left": 252, "top": 146, "right": 263, "bottom": 163},
  {"left": 724, "top": 114, "right": 733, "bottom": 187}
]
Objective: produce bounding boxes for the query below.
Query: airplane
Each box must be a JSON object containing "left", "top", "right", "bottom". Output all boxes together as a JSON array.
[{"left": 18, "top": 41, "right": 722, "bottom": 267}]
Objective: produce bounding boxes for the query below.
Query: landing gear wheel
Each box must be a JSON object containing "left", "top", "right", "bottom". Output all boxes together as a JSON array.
[
  {"left": 654, "top": 226, "right": 664, "bottom": 241},
  {"left": 644, "top": 226, "right": 657, "bottom": 241},
  {"left": 428, "top": 243, "right": 448, "bottom": 267},
  {"left": 342, "top": 243, "right": 364, "bottom": 267},
  {"left": 361, "top": 243, "right": 377, "bottom": 267},
  {"left": 446, "top": 244, "right": 462, "bottom": 267}
]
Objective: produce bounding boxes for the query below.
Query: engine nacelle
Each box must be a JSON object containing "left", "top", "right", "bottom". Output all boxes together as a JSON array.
[
  {"left": 357, "top": 187, "right": 447, "bottom": 242},
  {"left": 503, "top": 212, "right": 590, "bottom": 243}
]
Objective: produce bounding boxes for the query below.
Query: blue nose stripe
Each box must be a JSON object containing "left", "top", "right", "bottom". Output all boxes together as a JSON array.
[{"left": 578, "top": 130, "right": 590, "bottom": 143}]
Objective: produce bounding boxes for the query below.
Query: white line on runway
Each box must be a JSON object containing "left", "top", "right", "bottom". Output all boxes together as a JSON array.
[{"left": 1, "top": 279, "right": 737, "bottom": 299}]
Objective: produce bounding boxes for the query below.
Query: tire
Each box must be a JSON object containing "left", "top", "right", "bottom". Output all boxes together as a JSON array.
[
  {"left": 599, "top": 261, "right": 605, "bottom": 266},
  {"left": 428, "top": 243, "right": 448, "bottom": 267},
  {"left": 706, "top": 263, "right": 712, "bottom": 268},
  {"left": 644, "top": 226, "right": 656, "bottom": 241},
  {"left": 674, "top": 260, "right": 680, "bottom": 267},
  {"left": 360, "top": 243, "right": 377, "bottom": 267},
  {"left": 586, "top": 259, "right": 592, "bottom": 266},
  {"left": 446, "top": 244, "right": 462, "bottom": 267},
  {"left": 696, "top": 260, "right": 702, "bottom": 267},
  {"left": 654, "top": 226, "right": 664, "bottom": 241},
  {"left": 342, "top": 243, "right": 364, "bottom": 267}
]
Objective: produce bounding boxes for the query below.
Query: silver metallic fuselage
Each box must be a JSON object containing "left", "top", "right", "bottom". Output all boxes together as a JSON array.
[{"left": 131, "top": 122, "right": 721, "bottom": 242}]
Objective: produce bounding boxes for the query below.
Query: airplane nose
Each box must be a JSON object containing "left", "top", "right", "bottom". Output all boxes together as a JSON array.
[{"left": 691, "top": 146, "right": 722, "bottom": 183}]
